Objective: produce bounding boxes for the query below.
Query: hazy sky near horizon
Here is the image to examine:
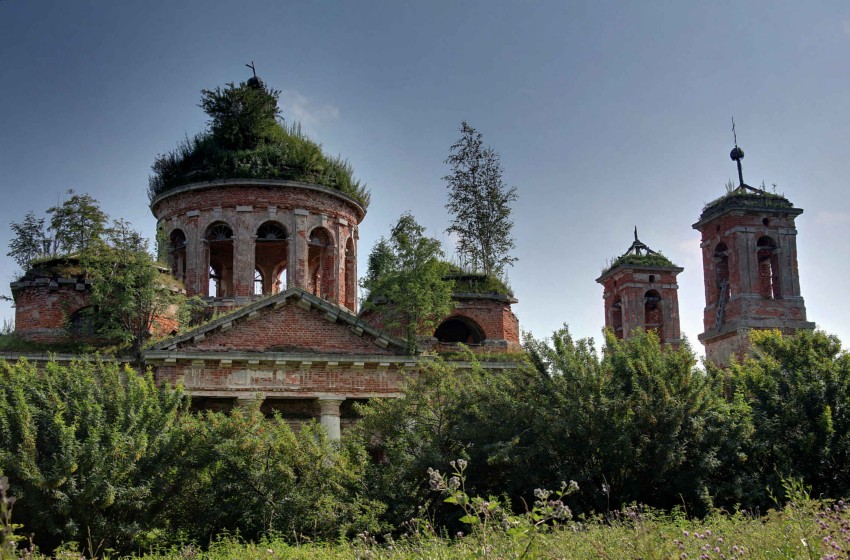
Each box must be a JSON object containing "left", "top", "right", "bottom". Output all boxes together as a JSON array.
[{"left": 2, "top": 0, "right": 849, "bottom": 355}]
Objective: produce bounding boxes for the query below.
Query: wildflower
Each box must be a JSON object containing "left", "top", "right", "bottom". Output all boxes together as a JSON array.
[
  {"left": 569, "top": 480, "right": 579, "bottom": 492},
  {"left": 448, "top": 476, "right": 460, "bottom": 491},
  {"left": 456, "top": 458, "right": 467, "bottom": 470}
]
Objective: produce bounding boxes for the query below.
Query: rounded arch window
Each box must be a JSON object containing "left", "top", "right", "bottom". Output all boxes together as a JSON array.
[
  {"left": 309, "top": 228, "right": 332, "bottom": 247},
  {"left": 206, "top": 223, "right": 233, "bottom": 241},
  {"left": 170, "top": 229, "right": 187, "bottom": 249},
  {"left": 257, "top": 222, "right": 287, "bottom": 241},
  {"left": 434, "top": 316, "right": 485, "bottom": 344}
]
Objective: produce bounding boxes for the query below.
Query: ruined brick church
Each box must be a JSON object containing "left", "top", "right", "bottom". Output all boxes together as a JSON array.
[{"left": 9, "top": 77, "right": 816, "bottom": 435}]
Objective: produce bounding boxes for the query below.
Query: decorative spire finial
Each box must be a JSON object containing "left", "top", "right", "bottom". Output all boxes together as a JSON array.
[
  {"left": 730, "top": 117, "right": 745, "bottom": 187},
  {"left": 634, "top": 226, "right": 638, "bottom": 242}
]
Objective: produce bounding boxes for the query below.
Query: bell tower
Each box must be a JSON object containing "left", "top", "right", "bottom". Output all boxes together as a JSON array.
[
  {"left": 597, "top": 229, "right": 683, "bottom": 346},
  {"left": 693, "top": 143, "right": 814, "bottom": 366}
]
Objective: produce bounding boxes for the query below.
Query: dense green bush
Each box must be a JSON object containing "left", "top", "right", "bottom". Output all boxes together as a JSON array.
[
  {"left": 160, "top": 402, "right": 384, "bottom": 545},
  {"left": 0, "top": 358, "right": 185, "bottom": 552},
  {"left": 352, "top": 330, "right": 753, "bottom": 528},
  {"left": 724, "top": 329, "right": 850, "bottom": 506},
  {"left": 148, "top": 82, "right": 369, "bottom": 208}
]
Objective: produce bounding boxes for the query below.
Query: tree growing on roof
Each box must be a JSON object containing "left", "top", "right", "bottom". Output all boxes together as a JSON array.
[
  {"left": 361, "top": 213, "right": 453, "bottom": 354},
  {"left": 444, "top": 121, "right": 517, "bottom": 278}
]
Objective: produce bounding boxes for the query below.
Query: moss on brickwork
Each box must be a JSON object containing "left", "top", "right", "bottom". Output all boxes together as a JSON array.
[
  {"left": 702, "top": 189, "right": 793, "bottom": 217},
  {"left": 603, "top": 252, "right": 677, "bottom": 274}
]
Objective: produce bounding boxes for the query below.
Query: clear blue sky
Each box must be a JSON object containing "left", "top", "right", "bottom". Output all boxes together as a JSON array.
[{"left": 2, "top": 0, "right": 849, "bottom": 355}]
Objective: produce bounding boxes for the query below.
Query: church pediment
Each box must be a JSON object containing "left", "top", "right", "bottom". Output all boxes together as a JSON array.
[{"left": 147, "top": 288, "right": 407, "bottom": 355}]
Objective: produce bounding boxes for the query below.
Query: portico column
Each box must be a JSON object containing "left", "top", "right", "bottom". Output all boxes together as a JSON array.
[{"left": 317, "top": 397, "right": 344, "bottom": 439}]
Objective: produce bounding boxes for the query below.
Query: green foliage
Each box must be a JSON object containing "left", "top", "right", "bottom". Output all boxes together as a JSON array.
[
  {"left": 6, "top": 212, "right": 46, "bottom": 270},
  {"left": 7, "top": 190, "right": 107, "bottom": 271},
  {"left": 445, "top": 270, "right": 513, "bottom": 296},
  {"left": 47, "top": 189, "right": 108, "bottom": 256},
  {"left": 444, "top": 121, "right": 517, "bottom": 278},
  {"left": 603, "top": 252, "right": 677, "bottom": 274},
  {"left": 161, "top": 402, "right": 384, "bottom": 545},
  {"left": 360, "top": 213, "right": 453, "bottom": 354},
  {"left": 723, "top": 329, "right": 850, "bottom": 506},
  {"left": 0, "top": 358, "right": 185, "bottom": 553},
  {"left": 148, "top": 82, "right": 369, "bottom": 208},
  {"left": 79, "top": 219, "right": 185, "bottom": 365}
]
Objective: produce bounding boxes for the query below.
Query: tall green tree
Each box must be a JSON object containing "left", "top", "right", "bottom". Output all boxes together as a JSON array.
[
  {"left": 47, "top": 189, "right": 108, "bottom": 255},
  {"left": 80, "top": 219, "right": 184, "bottom": 364},
  {"left": 6, "top": 211, "right": 46, "bottom": 269},
  {"left": 444, "top": 121, "right": 517, "bottom": 277},
  {"left": 360, "top": 213, "right": 453, "bottom": 354}
]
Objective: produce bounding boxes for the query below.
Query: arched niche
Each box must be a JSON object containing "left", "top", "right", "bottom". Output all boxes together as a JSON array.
[
  {"left": 713, "top": 242, "right": 730, "bottom": 305},
  {"left": 644, "top": 289, "right": 663, "bottom": 339},
  {"left": 255, "top": 221, "right": 288, "bottom": 295},
  {"left": 756, "top": 236, "right": 780, "bottom": 299},
  {"left": 205, "top": 222, "right": 233, "bottom": 297},
  {"left": 434, "top": 316, "right": 485, "bottom": 344},
  {"left": 611, "top": 298, "right": 623, "bottom": 339}
]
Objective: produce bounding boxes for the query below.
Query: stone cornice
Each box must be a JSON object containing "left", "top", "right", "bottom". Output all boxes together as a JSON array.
[{"left": 149, "top": 179, "right": 366, "bottom": 223}]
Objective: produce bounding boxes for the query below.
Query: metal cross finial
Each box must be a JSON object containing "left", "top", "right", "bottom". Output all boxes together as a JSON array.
[
  {"left": 246, "top": 61, "right": 257, "bottom": 78},
  {"left": 732, "top": 116, "right": 738, "bottom": 148}
]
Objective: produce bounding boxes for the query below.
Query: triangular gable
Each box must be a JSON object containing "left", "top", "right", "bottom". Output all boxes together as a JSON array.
[{"left": 148, "top": 288, "right": 408, "bottom": 355}]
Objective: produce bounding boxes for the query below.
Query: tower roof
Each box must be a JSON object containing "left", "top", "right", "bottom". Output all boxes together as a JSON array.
[{"left": 598, "top": 228, "right": 680, "bottom": 281}]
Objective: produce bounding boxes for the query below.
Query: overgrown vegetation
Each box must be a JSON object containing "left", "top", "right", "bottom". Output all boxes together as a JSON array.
[
  {"left": 360, "top": 213, "right": 453, "bottom": 353},
  {"left": 7, "top": 194, "right": 191, "bottom": 362},
  {"left": 1, "top": 328, "right": 849, "bottom": 557},
  {"left": 602, "top": 251, "right": 677, "bottom": 274},
  {"left": 148, "top": 81, "right": 369, "bottom": 208}
]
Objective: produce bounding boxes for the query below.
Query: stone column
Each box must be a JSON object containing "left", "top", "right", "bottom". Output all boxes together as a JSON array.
[
  {"left": 317, "top": 397, "right": 344, "bottom": 440},
  {"left": 233, "top": 206, "right": 255, "bottom": 297}
]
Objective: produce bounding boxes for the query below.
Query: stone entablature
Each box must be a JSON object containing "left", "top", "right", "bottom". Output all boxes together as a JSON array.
[{"left": 151, "top": 179, "right": 362, "bottom": 310}]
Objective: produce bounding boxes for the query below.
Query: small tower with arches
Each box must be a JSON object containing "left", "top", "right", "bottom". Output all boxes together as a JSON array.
[{"left": 597, "top": 229, "right": 683, "bottom": 346}]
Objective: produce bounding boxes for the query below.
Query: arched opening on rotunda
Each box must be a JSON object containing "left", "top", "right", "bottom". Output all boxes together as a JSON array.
[
  {"left": 169, "top": 229, "right": 187, "bottom": 283},
  {"left": 255, "top": 221, "right": 288, "bottom": 295},
  {"left": 308, "top": 227, "right": 334, "bottom": 299},
  {"left": 205, "top": 222, "right": 233, "bottom": 297}
]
